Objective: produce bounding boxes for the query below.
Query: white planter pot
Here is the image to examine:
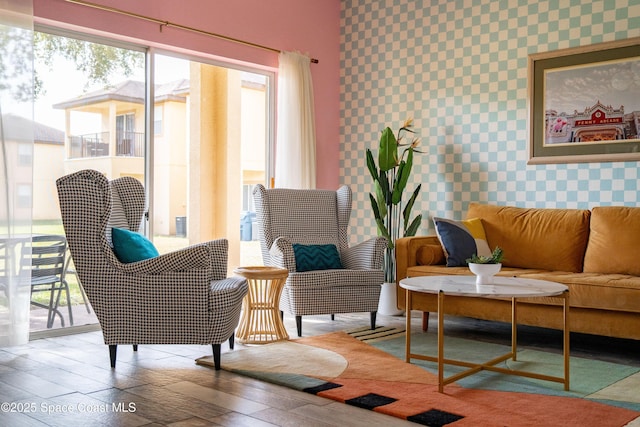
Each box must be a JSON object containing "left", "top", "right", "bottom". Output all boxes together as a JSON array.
[
  {"left": 468, "top": 263, "right": 502, "bottom": 286},
  {"left": 378, "top": 282, "right": 404, "bottom": 316}
]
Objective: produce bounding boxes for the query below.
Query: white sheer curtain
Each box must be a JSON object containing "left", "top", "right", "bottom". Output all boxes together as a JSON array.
[
  {"left": 274, "top": 51, "right": 316, "bottom": 189},
  {"left": 0, "top": 0, "right": 34, "bottom": 346}
]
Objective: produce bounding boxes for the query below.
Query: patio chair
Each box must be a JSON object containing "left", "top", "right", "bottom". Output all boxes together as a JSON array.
[
  {"left": 22, "top": 234, "right": 72, "bottom": 329},
  {"left": 63, "top": 254, "right": 91, "bottom": 314},
  {"left": 252, "top": 184, "right": 386, "bottom": 337},
  {"left": 56, "top": 169, "right": 248, "bottom": 370}
]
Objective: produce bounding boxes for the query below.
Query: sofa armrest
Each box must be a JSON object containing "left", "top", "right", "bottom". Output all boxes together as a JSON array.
[{"left": 395, "top": 235, "right": 444, "bottom": 283}]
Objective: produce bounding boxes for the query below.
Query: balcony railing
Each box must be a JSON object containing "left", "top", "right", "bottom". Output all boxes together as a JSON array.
[{"left": 69, "top": 132, "right": 144, "bottom": 159}]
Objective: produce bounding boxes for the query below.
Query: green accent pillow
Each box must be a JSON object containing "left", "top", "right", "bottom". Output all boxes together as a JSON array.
[
  {"left": 433, "top": 217, "right": 492, "bottom": 267},
  {"left": 292, "top": 244, "right": 343, "bottom": 272},
  {"left": 111, "top": 227, "right": 159, "bottom": 263}
]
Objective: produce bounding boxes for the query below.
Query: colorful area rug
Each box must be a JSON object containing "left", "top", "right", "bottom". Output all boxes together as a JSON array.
[{"left": 196, "top": 329, "right": 640, "bottom": 426}]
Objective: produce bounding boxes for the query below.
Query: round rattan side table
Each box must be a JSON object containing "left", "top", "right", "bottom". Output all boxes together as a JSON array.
[{"left": 233, "top": 266, "right": 289, "bottom": 344}]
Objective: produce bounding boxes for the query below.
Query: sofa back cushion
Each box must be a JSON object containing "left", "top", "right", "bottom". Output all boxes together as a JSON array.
[
  {"left": 466, "top": 203, "right": 591, "bottom": 272},
  {"left": 583, "top": 206, "right": 640, "bottom": 275}
]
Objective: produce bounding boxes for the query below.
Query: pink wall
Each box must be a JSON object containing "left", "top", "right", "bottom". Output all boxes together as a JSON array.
[{"left": 34, "top": 0, "right": 341, "bottom": 190}]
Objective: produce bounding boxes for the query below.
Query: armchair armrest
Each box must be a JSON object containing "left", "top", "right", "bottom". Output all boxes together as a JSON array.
[
  {"left": 210, "top": 276, "right": 249, "bottom": 306},
  {"left": 115, "top": 239, "right": 229, "bottom": 279},
  {"left": 102, "top": 239, "right": 236, "bottom": 320},
  {"left": 269, "top": 237, "right": 296, "bottom": 271},
  {"left": 341, "top": 237, "right": 387, "bottom": 269},
  {"left": 395, "top": 235, "right": 444, "bottom": 283}
]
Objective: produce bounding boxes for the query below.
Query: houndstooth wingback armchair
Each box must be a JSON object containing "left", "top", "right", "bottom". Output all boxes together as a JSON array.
[
  {"left": 56, "top": 169, "right": 248, "bottom": 370},
  {"left": 253, "top": 184, "right": 386, "bottom": 337}
]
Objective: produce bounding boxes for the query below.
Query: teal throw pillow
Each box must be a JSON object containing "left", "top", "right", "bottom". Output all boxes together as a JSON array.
[
  {"left": 433, "top": 217, "right": 492, "bottom": 267},
  {"left": 111, "top": 227, "right": 160, "bottom": 263},
  {"left": 292, "top": 244, "right": 343, "bottom": 272}
]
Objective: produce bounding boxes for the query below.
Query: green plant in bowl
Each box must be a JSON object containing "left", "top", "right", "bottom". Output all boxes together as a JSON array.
[{"left": 466, "top": 246, "right": 504, "bottom": 265}]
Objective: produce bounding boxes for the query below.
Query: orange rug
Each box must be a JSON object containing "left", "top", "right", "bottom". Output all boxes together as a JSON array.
[{"left": 197, "top": 331, "right": 640, "bottom": 426}]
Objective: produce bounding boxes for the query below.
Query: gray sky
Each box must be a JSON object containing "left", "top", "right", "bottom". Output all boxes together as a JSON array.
[{"left": 544, "top": 57, "right": 640, "bottom": 116}]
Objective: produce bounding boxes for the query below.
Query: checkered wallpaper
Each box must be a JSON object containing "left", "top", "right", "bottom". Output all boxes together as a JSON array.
[{"left": 339, "top": 0, "right": 640, "bottom": 240}]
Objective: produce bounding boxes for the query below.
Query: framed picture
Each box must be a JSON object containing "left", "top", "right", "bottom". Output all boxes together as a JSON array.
[{"left": 528, "top": 37, "right": 640, "bottom": 164}]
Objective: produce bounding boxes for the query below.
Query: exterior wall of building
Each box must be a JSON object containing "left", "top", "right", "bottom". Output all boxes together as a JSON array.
[
  {"left": 32, "top": 142, "right": 64, "bottom": 221},
  {"left": 153, "top": 99, "right": 188, "bottom": 236},
  {"left": 241, "top": 84, "right": 267, "bottom": 186}
]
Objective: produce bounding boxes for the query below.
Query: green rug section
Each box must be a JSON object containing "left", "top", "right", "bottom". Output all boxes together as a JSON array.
[
  {"left": 231, "top": 369, "right": 326, "bottom": 391},
  {"left": 371, "top": 332, "right": 640, "bottom": 411}
]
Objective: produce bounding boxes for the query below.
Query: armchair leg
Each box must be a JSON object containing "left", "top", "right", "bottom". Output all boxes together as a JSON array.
[
  {"left": 109, "top": 345, "right": 117, "bottom": 368},
  {"left": 296, "top": 315, "right": 302, "bottom": 337},
  {"left": 229, "top": 333, "right": 235, "bottom": 350},
  {"left": 331, "top": 314, "right": 335, "bottom": 321},
  {"left": 212, "top": 344, "right": 221, "bottom": 370},
  {"left": 370, "top": 311, "right": 377, "bottom": 330},
  {"left": 133, "top": 344, "right": 138, "bottom": 351}
]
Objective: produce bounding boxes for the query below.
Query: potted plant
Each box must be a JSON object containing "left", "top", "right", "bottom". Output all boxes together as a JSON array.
[
  {"left": 466, "top": 247, "right": 504, "bottom": 286},
  {"left": 366, "top": 118, "right": 422, "bottom": 315}
]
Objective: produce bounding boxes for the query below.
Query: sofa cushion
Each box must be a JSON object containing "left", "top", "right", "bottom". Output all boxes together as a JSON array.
[
  {"left": 466, "top": 203, "right": 590, "bottom": 273},
  {"left": 433, "top": 217, "right": 492, "bottom": 267},
  {"left": 416, "top": 244, "right": 446, "bottom": 266},
  {"left": 583, "top": 206, "right": 640, "bottom": 276}
]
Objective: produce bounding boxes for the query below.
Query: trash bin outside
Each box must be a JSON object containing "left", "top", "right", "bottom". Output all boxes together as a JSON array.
[
  {"left": 240, "top": 211, "right": 252, "bottom": 241},
  {"left": 175, "top": 216, "right": 187, "bottom": 237},
  {"left": 251, "top": 214, "right": 258, "bottom": 241}
]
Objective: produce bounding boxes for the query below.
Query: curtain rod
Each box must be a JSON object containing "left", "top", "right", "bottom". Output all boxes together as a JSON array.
[{"left": 64, "top": 0, "right": 319, "bottom": 63}]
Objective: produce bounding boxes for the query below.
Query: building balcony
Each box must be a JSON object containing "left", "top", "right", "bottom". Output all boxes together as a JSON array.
[{"left": 69, "top": 131, "right": 144, "bottom": 159}]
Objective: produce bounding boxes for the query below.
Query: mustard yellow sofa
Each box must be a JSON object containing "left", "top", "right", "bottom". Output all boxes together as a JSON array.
[{"left": 395, "top": 203, "right": 640, "bottom": 340}]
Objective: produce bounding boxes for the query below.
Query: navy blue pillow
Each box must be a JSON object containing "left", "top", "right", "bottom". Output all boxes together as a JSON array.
[
  {"left": 433, "top": 217, "right": 492, "bottom": 267},
  {"left": 292, "top": 244, "right": 343, "bottom": 272}
]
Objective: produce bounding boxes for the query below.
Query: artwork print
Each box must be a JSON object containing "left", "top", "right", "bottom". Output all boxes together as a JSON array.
[
  {"left": 528, "top": 38, "right": 640, "bottom": 164},
  {"left": 544, "top": 59, "right": 640, "bottom": 146}
]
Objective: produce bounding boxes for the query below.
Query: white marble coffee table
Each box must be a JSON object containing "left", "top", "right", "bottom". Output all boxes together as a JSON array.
[{"left": 399, "top": 275, "right": 570, "bottom": 392}]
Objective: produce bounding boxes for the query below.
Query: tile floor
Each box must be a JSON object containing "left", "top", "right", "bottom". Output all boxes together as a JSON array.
[{"left": 2, "top": 310, "right": 639, "bottom": 426}]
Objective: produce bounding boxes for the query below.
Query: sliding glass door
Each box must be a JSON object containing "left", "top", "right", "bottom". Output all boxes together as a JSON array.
[
  {"left": 150, "top": 52, "right": 271, "bottom": 268},
  {"left": 29, "top": 29, "right": 272, "bottom": 335}
]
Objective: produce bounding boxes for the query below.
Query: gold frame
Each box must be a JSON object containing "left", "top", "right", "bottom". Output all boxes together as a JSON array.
[{"left": 528, "top": 37, "right": 640, "bottom": 164}]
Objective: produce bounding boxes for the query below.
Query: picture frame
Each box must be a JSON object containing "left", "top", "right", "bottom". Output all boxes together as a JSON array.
[{"left": 528, "top": 37, "right": 640, "bottom": 164}]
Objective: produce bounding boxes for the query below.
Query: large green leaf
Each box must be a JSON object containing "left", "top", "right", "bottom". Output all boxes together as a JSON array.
[
  {"left": 376, "top": 218, "right": 393, "bottom": 248},
  {"left": 405, "top": 214, "right": 422, "bottom": 237},
  {"left": 378, "top": 127, "right": 398, "bottom": 172},
  {"left": 392, "top": 149, "right": 414, "bottom": 204},
  {"left": 373, "top": 183, "right": 387, "bottom": 220},
  {"left": 391, "top": 161, "right": 406, "bottom": 204},
  {"left": 365, "top": 149, "right": 378, "bottom": 181},
  {"left": 378, "top": 170, "right": 392, "bottom": 207},
  {"left": 402, "top": 184, "right": 421, "bottom": 228},
  {"left": 369, "top": 193, "right": 381, "bottom": 220}
]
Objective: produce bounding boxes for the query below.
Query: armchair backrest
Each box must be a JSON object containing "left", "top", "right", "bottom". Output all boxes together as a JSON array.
[
  {"left": 252, "top": 184, "right": 352, "bottom": 265},
  {"left": 56, "top": 169, "right": 145, "bottom": 294}
]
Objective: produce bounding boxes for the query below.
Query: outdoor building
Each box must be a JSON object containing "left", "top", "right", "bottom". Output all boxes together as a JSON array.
[
  {"left": 1, "top": 114, "right": 65, "bottom": 222},
  {"left": 50, "top": 68, "right": 266, "bottom": 243},
  {"left": 545, "top": 101, "right": 640, "bottom": 145}
]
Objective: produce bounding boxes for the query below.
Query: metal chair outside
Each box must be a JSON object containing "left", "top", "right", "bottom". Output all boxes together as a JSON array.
[{"left": 23, "top": 235, "right": 73, "bottom": 328}]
